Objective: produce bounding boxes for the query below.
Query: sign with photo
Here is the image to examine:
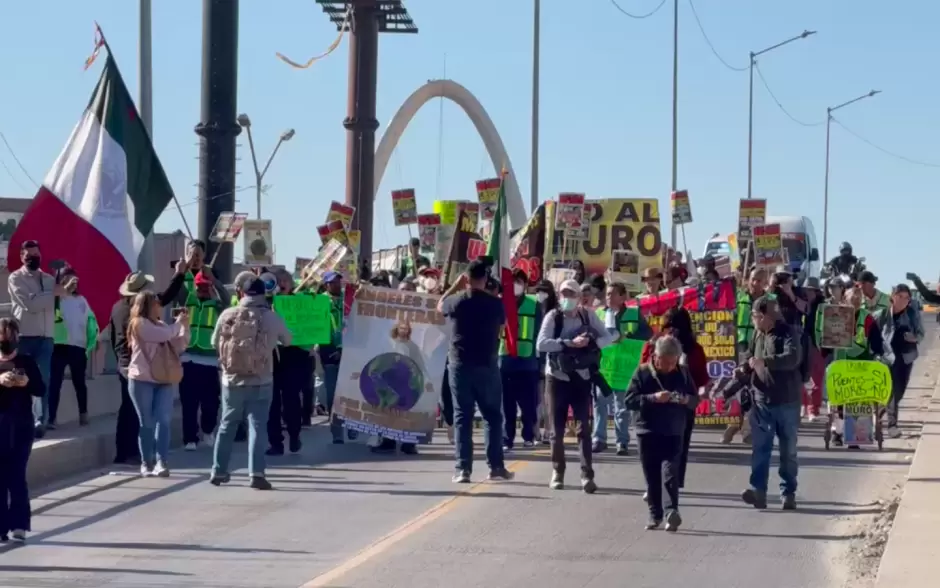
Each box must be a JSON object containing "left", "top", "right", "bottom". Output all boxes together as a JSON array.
[{"left": 243, "top": 219, "right": 273, "bottom": 266}]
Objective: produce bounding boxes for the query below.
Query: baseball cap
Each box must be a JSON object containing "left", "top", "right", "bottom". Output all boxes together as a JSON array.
[
  {"left": 559, "top": 279, "right": 580, "bottom": 295},
  {"left": 858, "top": 270, "right": 878, "bottom": 284},
  {"left": 322, "top": 271, "right": 342, "bottom": 284},
  {"left": 245, "top": 277, "right": 266, "bottom": 296}
]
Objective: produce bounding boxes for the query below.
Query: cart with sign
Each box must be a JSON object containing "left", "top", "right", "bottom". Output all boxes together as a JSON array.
[{"left": 822, "top": 359, "right": 892, "bottom": 451}]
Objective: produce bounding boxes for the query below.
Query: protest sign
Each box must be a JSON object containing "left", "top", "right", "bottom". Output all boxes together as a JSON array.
[
  {"left": 243, "top": 220, "right": 273, "bottom": 266},
  {"left": 303, "top": 239, "right": 349, "bottom": 284},
  {"left": 566, "top": 200, "right": 594, "bottom": 241},
  {"left": 347, "top": 230, "right": 361, "bottom": 257},
  {"left": 326, "top": 201, "right": 356, "bottom": 229},
  {"left": 294, "top": 257, "right": 313, "bottom": 277},
  {"left": 210, "top": 212, "right": 248, "bottom": 243},
  {"left": 826, "top": 359, "right": 892, "bottom": 406},
  {"left": 272, "top": 294, "right": 333, "bottom": 346},
  {"left": 333, "top": 286, "right": 451, "bottom": 443},
  {"left": 417, "top": 213, "right": 441, "bottom": 255},
  {"left": 476, "top": 178, "right": 500, "bottom": 222},
  {"left": 317, "top": 220, "right": 348, "bottom": 246},
  {"left": 432, "top": 200, "right": 461, "bottom": 225},
  {"left": 444, "top": 209, "right": 486, "bottom": 286},
  {"left": 510, "top": 203, "right": 546, "bottom": 285},
  {"left": 671, "top": 190, "right": 692, "bottom": 224},
  {"left": 609, "top": 249, "right": 640, "bottom": 289},
  {"left": 546, "top": 268, "right": 575, "bottom": 292},
  {"left": 392, "top": 189, "right": 418, "bottom": 226},
  {"left": 738, "top": 199, "right": 766, "bottom": 243},
  {"left": 458, "top": 201, "right": 480, "bottom": 232},
  {"left": 753, "top": 223, "right": 785, "bottom": 268},
  {"left": 844, "top": 404, "right": 876, "bottom": 445},
  {"left": 555, "top": 193, "right": 585, "bottom": 230},
  {"left": 820, "top": 304, "right": 855, "bottom": 349}
]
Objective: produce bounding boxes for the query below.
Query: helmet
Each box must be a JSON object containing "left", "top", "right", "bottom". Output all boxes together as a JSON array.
[{"left": 839, "top": 242, "right": 852, "bottom": 255}]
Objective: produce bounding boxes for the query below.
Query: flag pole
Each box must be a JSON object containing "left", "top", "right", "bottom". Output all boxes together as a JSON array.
[{"left": 138, "top": 0, "right": 155, "bottom": 276}]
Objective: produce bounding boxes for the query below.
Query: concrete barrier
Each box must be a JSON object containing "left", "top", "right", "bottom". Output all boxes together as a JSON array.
[{"left": 875, "top": 376, "right": 940, "bottom": 586}]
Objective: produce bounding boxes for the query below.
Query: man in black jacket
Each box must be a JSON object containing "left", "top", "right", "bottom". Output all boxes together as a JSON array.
[
  {"left": 108, "top": 262, "right": 187, "bottom": 464},
  {"left": 739, "top": 296, "right": 803, "bottom": 511}
]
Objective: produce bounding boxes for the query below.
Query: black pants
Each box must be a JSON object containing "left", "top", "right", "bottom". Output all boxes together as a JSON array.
[
  {"left": 48, "top": 344, "right": 88, "bottom": 424},
  {"left": 547, "top": 374, "right": 593, "bottom": 479},
  {"left": 502, "top": 369, "right": 539, "bottom": 446},
  {"left": 887, "top": 358, "right": 914, "bottom": 428},
  {"left": 677, "top": 413, "right": 695, "bottom": 488},
  {"left": 269, "top": 350, "right": 305, "bottom": 449},
  {"left": 637, "top": 433, "right": 683, "bottom": 520},
  {"left": 440, "top": 364, "right": 454, "bottom": 427},
  {"left": 115, "top": 373, "right": 140, "bottom": 461},
  {"left": 0, "top": 414, "right": 33, "bottom": 534},
  {"left": 179, "top": 362, "right": 221, "bottom": 444}
]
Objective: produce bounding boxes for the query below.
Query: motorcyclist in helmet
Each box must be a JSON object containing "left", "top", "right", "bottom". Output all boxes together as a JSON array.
[{"left": 827, "top": 242, "right": 858, "bottom": 277}]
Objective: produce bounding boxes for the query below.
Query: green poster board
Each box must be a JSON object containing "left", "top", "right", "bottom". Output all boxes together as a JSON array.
[{"left": 273, "top": 294, "right": 332, "bottom": 346}]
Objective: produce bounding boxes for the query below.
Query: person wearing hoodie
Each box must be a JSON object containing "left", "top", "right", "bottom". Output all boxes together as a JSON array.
[
  {"left": 210, "top": 277, "right": 291, "bottom": 490},
  {"left": 48, "top": 266, "right": 98, "bottom": 429},
  {"left": 877, "top": 284, "right": 923, "bottom": 439},
  {"left": 738, "top": 296, "right": 803, "bottom": 511}
]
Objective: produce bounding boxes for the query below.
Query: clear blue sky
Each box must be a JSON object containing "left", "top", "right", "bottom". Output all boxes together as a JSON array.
[{"left": 1, "top": 0, "right": 937, "bottom": 286}]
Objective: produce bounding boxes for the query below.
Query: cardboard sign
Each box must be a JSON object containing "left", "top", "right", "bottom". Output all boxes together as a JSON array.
[
  {"left": 210, "top": 212, "right": 248, "bottom": 243},
  {"left": 392, "top": 189, "right": 418, "bottom": 226},
  {"left": 475, "top": 178, "right": 500, "bottom": 222},
  {"left": 243, "top": 219, "right": 273, "bottom": 266},
  {"left": 738, "top": 199, "right": 766, "bottom": 243},
  {"left": 671, "top": 190, "right": 692, "bottom": 225}
]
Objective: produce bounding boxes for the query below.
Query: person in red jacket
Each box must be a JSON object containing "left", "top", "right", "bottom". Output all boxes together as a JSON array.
[{"left": 641, "top": 307, "right": 709, "bottom": 490}]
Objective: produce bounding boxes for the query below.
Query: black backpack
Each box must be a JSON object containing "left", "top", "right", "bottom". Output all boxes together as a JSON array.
[{"left": 551, "top": 309, "right": 601, "bottom": 373}]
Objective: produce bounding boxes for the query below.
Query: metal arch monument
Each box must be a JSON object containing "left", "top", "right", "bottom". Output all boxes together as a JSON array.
[{"left": 373, "top": 79, "right": 528, "bottom": 230}]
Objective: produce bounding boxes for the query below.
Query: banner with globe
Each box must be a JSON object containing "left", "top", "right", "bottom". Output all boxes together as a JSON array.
[{"left": 333, "top": 286, "right": 451, "bottom": 443}]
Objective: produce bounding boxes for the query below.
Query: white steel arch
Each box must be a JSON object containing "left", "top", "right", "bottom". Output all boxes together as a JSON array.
[{"left": 374, "top": 79, "right": 527, "bottom": 229}]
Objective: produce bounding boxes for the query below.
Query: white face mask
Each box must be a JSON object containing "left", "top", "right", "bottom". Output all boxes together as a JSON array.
[
  {"left": 423, "top": 278, "right": 438, "bottom": 292},
  {"left": 536, "top": 291, "right": 549, "bottom": 303},
  {"left": 559, "top": 297, "right": 578, "bottom": 312},
  {"left": 513, "top": 283, "right": 525, "bottom": 296}
]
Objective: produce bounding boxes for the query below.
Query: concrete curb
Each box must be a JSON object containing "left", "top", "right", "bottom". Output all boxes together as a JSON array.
[{"left": 875, "top": 372, "right": 940, "bottom": 586}]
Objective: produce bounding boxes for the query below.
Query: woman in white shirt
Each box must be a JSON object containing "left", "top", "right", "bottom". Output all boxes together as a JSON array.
[{"left": 48, "top": 267, "right": 98, "bottom": 428}]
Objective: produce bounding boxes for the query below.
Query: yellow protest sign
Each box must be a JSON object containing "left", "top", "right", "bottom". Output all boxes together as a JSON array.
[
  {"left": 273, "top": 294, "right": 333, "bottom": 346},
  {"left": 825, "top": 359, "right": 893, "bottom": 406},
  {"left": 433, "top": 200, "right": 461, "bottom": 225}
]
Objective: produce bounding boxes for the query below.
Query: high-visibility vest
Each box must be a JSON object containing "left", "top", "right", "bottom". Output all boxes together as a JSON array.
[
  {"left": 182, "top": 272, "right": 201, "bottom": 307},
  {"left": 736, "top": 290, "right": 757, "bottom": 346},
  {"left": 329, "top": 294, "right": 344, "bottom": 348},
  {"left": 596, "top": 305, "right": 642, "bottom": 390},
  {"left": 499, "top": 295, "right": 537, "bottom": 358},
  {"left": 866, "top": 290, "right": 890, "bottom": 317},
  {"left": 187, "top": 298, "right": 219, "bottom": 354}
]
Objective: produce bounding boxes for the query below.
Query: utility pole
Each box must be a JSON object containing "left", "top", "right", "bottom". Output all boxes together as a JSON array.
[
  {"left": 194, "top": 0, "right": 240, "bottom": 283},
  {"left": 669, "top": 0, "right": 678, "bottom": 250},
  {"left": 316, "top": 0, "right": 417, "bottom": 265},
  {"left": 530, "top": 0, "right": 540, "bottom": 213},
  {"left": 137, "top": 0, "right": 154, "bottom": 275}
]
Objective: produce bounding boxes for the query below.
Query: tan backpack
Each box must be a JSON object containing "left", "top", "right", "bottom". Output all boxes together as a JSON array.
[{"left": 217, "top": 306, "right": 271, "bottom": 376}]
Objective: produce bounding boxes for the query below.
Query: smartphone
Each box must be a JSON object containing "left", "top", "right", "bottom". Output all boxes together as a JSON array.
[
  {"left": 905, "top": 272, "right": 917, "bottom": 281},
  {"left": 12, "top": 368, "right": 25, "bottom": 380},
  {"left": 172, "top": 307, "right": 186, "bottom": 317}
]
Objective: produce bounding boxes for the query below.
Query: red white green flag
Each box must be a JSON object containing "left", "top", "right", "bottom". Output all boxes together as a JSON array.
[{"left": 486, "top": 172, "right": 519, "bottom": 356}]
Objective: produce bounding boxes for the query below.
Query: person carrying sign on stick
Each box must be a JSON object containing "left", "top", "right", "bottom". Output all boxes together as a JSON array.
[{"left": 723, "top": 267, "right": 768, "bottom": 444}]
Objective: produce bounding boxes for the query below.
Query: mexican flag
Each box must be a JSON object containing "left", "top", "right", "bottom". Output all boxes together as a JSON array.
[
  {"left": 7, "top": 54, "right": 175, "bottom": 326},
  {"left": 486, "top": 173, "right": 519, "bottom": 356}
]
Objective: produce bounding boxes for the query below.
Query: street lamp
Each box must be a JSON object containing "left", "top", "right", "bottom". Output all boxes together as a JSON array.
[
  {"left": 822, "top": 89, "right": 881, "bottom": 261},
  {"left": 237, "top": 113, "right": 295, "bottom": 219},
  {"left": 747, "top": 29, "right": 817, "bottom": 200}
]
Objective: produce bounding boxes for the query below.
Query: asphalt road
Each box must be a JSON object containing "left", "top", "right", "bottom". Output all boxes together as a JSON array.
[{"left": 1, "top": 324, "right": 936, "bottom": 588}]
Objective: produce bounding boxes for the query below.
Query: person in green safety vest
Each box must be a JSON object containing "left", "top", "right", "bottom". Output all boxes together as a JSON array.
[
  {"left": 592, "top": 282, "right": 652, "bottom": 456},
  {"left": 177, "top": 270, "right": 224, "bottom": 451},
  {"left": 317, "top": 270, "right": 356, "bottom": 444},
  {"left": 857, "top": 270, "right": 890, "bottom": 320},
  {"left": 396, "top": 238, "right": 431, "bottom": 283},
  {"left": 498, "top": 269, "right": 543, "bottom": 450},
  {"left": 48, "top": 267, "right": 98, "bottom": 428},
  {"left": 723, "top": 267, "right": 768, "bottom": 445},
  {"left": 173, "top": 240, "right": 229, "bottom": 310}
]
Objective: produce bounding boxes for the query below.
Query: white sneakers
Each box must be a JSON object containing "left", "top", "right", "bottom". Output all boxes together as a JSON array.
[
  {"left": 549, "top": 471, "right": 563, "bottom": 490},
  {"left": 141, "top": 461, "right": 170, "bottom": 478},
  {"left": 184, "top": 442, "right": 198, "bottom": 451},
  {"left": 11, "top": 529, "right": 26, "bottom": 542}
]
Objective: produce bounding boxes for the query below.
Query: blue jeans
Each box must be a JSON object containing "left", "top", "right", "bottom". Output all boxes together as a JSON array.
[
  {"left": 592, "top": 390, "right": 630, "bottom": 446},
  {"left": 127, "top": 379, "right": 175, "bottom": 466},
  {"left": 450, "top": 362, "right": 504, "bottom": 473},
  {"left": 749, "top": 402, "right": 801, "bottom": 496},
  {"left": 319, "top": 363, "right": 350, "bottom": 441},
  {"left": 213, "top": 383, "right": 273, "bottom": 477},
  {"left": 19, "top": 336, "right": 53, "bottom": 427}
]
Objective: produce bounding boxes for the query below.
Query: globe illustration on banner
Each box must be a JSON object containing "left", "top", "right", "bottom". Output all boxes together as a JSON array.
[{"left": 359, "top": 352, "right": 424, "bottom": 411}]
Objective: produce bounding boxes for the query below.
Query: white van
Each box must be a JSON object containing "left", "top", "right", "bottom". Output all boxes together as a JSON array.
[{"left": 766, "top": 215, "right": 821, "bottom": 280}]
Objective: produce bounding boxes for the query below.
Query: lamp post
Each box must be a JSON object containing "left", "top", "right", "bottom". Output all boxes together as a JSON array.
[
  {"left": 237, "top": 113, "right": 295, "bottom": 219},
  {"left": 746, "top": 29, "right": 816, "bottom": 200},
  {"left": 822, "top": 89, "right": 881, "bottom": 261},
  {"left": 669, "top": 0, "right": 678, "bottom": 249}
]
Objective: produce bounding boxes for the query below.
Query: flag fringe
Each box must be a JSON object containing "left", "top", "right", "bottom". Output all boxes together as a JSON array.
[
  {"left": 276, "top": 7, "right": 351, "bottom": 69},
  {"left": 83, "top": 22, "right": 107, "bottom": 71}
]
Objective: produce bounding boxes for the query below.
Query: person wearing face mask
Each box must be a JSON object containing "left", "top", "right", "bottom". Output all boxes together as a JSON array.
[
  {"left": 416, "top": 267, "right": 442, "bottom": 294},
  {"left": 48, "top": 267, "right": 98, "bottom": 429},
  {"left": 498, "top": 269, "right": 543, "bottom": 450},
  {"left": 723, "top": 267, "right": 769, "bottom": 444},
  {"left": 7, "top": 240, "right": 73, "bottom": 438},
  {"left": 536, "top": 279, "right": 615, "bottom": 493},
  {"left": 0, "top": 318, "right": 45, "bottom": 543},
  {"left": 592, "top": 282, "right": 653, "bottom": 456},
  {"left": 878, "top": 284, "right": 923, "bottom": 439},
  {"left": 625, "top": 335, "right": 698, "bottom": 531}
]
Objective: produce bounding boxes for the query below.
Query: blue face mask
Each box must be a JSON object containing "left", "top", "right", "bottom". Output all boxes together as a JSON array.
[{"left": 559, "top": 297, "right": 577, "bottom": 312}]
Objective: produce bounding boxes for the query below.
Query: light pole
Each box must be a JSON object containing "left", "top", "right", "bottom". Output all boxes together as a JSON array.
[
  {"left": 670, "top": 0, "right": 678, "bottom": 249},
  {"left": 530, "top": 0, "right": 540, "bottom": 213},
  {"left": 822, "top": 89, "right": 880, "bottom": 261},
  {"left": 746, "top": 29, "right": 816, "bottom": 200},
  {"left": 237, "top": 113, "right": 295, "bottom": 219}
]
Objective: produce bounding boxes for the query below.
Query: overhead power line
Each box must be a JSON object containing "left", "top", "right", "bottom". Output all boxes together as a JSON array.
[
  {"left": 831, "top": 117, "right": 940, "bottom": 169},
  {"left": 686, "top": 0, "right": 748, "bottom": 72},
  {"left": 0, "top": 156, "right": 31, "bottom": 194},
  {"left": 754, "top": 62, "right": 825, "bottom": 127},
  {"left": 0, "top": 131, "right": 39, "bottom": 189},
  {"left": 609, "top": 0, "right": 668, "bottom": 19}
]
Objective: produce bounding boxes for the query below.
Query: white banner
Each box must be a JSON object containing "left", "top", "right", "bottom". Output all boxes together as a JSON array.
[{"left": 334, "top": 286, "right": 451, "bottom": 443}]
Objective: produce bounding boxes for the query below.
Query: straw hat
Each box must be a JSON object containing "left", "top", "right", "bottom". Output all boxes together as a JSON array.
[{"left": 118, "top": 272, "right": 154, "bottom": 297}]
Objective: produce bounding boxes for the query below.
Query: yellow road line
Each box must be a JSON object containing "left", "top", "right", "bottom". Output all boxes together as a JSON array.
[{"left": 299, "top": 458, "right": 535, "bottom": 587}]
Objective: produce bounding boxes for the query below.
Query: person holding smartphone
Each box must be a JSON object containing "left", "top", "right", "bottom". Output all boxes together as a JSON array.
[{"left": 0, "top": 317, "right": 46, "bottom": 543}]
